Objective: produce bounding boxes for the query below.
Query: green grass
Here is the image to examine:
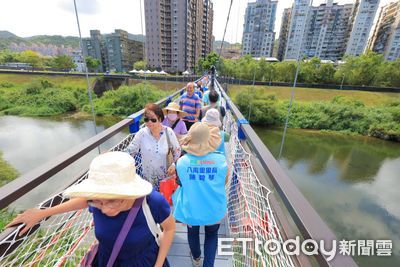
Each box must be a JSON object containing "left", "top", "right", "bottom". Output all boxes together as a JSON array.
[
  {"left": 0, "top": 73, "right": 91, "bottom": 88},
  {"left": 0, "top": 152, "right": 18, "bottom": 187},
  {"left": 0, "top": 209, "right": 17, "bottom": 232},
  {"left": 228, "top": 84, "right": 400, "bottom": 107}
]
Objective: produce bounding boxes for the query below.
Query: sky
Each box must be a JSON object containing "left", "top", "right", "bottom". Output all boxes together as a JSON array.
[{"left": 0, "top": 0, "right": 394, "bottom": 43}]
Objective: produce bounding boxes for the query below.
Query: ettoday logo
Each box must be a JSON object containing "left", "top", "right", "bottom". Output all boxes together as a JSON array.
[{"left": 218, "top": 237, "right": 393, "bottom": 260}]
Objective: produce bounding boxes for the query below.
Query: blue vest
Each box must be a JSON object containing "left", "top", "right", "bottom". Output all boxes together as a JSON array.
[
  {"left": 216, "top": 130, "right": 225, "bottom": 155},
  {"left": 173, "top": 153, "right": 228, "bottom": 225}
]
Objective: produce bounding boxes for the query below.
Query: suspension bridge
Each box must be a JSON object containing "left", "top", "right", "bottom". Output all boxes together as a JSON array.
[{"left": 0, "top": 73, "right": 358, "bottom": 267}]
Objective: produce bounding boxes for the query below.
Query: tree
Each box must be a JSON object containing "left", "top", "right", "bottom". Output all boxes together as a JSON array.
[
  {"left": 17, "top": 50, "right": 43, "bottom": 71},
  {"left": 335, "top": 51, "right": 384, "bottom": 86},
  {"left": 52, "top": 55, "right": 76, "bottom": 72},
  {"left": 85, "top": 56, "right": 101, "bottom": 72},
  {"left": 133, "top": 60, "right": 147, "bottom": 70},
  {"left": 0, "top": 50, "right": 17, "bottom": 64},
  {"left": 375, "top": 58, "right": 400, "bottom": 87},
  {"left": 274, "top": 61, "right": 297, "bottom": 83},
  {"left": 195, "top": 58, "right": 204, "bottom": 74},
  {"left": 201, "top": 52, "right": 220, "bottom": 71}
]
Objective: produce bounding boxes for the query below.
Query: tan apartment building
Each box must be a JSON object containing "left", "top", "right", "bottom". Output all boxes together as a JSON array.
[
  {"left": 83, "top": 29, "right": 144, "bottom": 73},
  {"left": 369, "top": 1, "right": 400, "bottom": 61},
  {"left": 277, "top": 8, "right": 292, "bottom": 61},
  {"left": 145, "top": 0, "right": 213, "bottom": 73}
]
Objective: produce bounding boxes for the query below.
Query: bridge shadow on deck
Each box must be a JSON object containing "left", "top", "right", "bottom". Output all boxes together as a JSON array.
[{"left": 168, "top": 219, "right": 232, "bottom": 266}]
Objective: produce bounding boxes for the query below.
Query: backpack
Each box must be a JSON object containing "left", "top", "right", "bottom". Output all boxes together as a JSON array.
[{"left": 142, "top": 196, "right": 163, "bottom": 246}]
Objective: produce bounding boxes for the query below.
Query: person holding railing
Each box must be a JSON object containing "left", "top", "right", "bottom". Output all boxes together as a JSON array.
[
  {"left": 173, "top": 122, "right": 230, "bottom": 267},
  {"left": 127, "top": 103, "right": 181, "bottom": 191},
  {"left": 179, "top": 82, "right": 201, "bottom": 130},
  {"left": 7, "top": 152, "right": 175, "bottom": 267}
]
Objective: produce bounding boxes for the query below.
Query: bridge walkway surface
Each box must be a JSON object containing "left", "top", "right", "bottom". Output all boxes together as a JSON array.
[{"left": 168, "top": 219, "right": 232, "bottom": 266}]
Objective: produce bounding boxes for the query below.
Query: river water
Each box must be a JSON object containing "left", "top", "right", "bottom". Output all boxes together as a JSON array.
[
  {"left": 254, "top": 126, "right": 400, "bottom": 267},
  {"left": 0, "top": 115, "right": 128, "bottom": 210}
]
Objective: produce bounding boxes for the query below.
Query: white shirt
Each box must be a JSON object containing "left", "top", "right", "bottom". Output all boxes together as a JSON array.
[{"left": 127, "top": 126, "right": 181, "bottom": 189}]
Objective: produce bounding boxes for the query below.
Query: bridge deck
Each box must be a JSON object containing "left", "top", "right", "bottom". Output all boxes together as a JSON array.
[{"left": 167, "top": 219, "right": 232, "bottom": 266}]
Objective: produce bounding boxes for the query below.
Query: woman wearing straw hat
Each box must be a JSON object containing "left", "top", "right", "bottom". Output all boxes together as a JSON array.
[
  {"left": 173, "top": 122, "right": 230, "bottom": 267},
  {"left": 162, "top": 102, "right": 188, "bottom": 139},
  {"left": 7, "top": 152, "right": 175, "bottom": 267},
  {"left": 127, "top": 103, "right": 181, "bottom": 191}
]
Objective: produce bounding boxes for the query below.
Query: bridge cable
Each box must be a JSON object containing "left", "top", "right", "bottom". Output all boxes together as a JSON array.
[
  {"left": 73, "top": 0, "right": 100, "bottom": 154},
  {"left": 278, "top": 0, "right": 314, "bottom": 159},
  {"left": 247, "top": 67, "right": 257, "bottom": 122},
  {"left": 216, "top": 0, "right": 234, "bottom": 71}
]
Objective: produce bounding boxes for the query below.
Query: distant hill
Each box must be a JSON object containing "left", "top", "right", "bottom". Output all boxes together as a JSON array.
[
  {"left": 0, "top": 31, "right": 80, "bottom": 55},
  {"left": 0, "top": 31, "right": 146, "bottom": 55},
  {"left": 0, "top": 31, "right": 18, "bottom": 39},
  {"left": 213, "top": 40, "right": 231, "bottom": 50},
  {"left": 26, "top": 35, "right": 80, "bottom": 48}
]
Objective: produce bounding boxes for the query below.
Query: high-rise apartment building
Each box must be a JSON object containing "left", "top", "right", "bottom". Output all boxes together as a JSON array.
[
  {"left": 241, "top": 0, "right": 278, "bottom": 57},
  {"left": 281, "top": 0, "right": 379, "bottom": 61},
  {"left": 284, "top": 0, "right": 312, "bottom": 60},
  {"left": 304, "top": 1, "right": 354, "bottom": 60},
  {"left": 83, "top": 30, "right": 144, "bottom": 72},
  {"left": 277, "top": 8, "right": 292, "bottom": 61},
  {"left": 145, "top": 0, "right": 213, "bottom": 73},
  {"left": 369, "top": 1, "right": 400, "bottom": 60},
  {"left": 346, "top": 0, "right": 380, "bottom": 56}
]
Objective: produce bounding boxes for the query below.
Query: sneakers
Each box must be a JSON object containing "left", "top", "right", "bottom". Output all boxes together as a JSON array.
[
  {"left": 190, "top": 252, "right": 201, "bottom": 267},
  {"left": 191, "top": 256, "right": 201, "bottom": 267}
]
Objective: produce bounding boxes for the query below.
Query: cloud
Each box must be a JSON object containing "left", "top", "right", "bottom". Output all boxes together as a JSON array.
[{"left": 58, "top": 0, "right": 100, "bottom": 15}]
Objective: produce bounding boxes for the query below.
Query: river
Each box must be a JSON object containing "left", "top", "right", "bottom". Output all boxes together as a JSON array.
[
  {"left": 0, "top": 115, "right": 128, "bottom": 209},
  {"left": 254, "top": 126, "right": 400, "bottom": 267}
]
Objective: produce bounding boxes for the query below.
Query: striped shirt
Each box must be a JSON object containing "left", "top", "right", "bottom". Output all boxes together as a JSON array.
[{"left": 179, "top": 93, "right": 201, "bottom": 122}]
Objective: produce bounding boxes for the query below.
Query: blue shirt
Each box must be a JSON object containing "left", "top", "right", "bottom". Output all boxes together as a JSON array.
[
  {"left": 179, "top": 93, "right": 201, "bottom": 122},
  {"left": 173, "top": 152, "right": 228, "bottom": 225},
  {"left": 89, "top": 190, "right": 171, "bottom": 267}
]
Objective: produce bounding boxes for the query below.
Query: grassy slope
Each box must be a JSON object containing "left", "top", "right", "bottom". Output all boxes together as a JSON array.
[
  {"left": 0, "top": 73, "right": 91, "bottom": 88},
  {"left": 0, "top": 74, "right": 186, "bottom": 92},
  {"left": 228, "top": 84, "right": 400, "bottom": 107},
  {"left": 0, "top": 152, "right": 18, "bottom": 187}
]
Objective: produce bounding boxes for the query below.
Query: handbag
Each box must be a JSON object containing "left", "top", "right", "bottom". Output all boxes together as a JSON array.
[
  {"left": 165, "top": 127, "right": 174, "bottom": 168},
  {"left": 161, "top": 128, "right": 178, "bottom": 204},
  {"left": 80, "top": 197, "right": 144, "bottom": 267},
  {"left": 159, "top": 175, "right": 178, "bottom": 205}
]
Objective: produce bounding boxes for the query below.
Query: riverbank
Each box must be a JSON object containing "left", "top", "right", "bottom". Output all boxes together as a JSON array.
[
  {"left": 0, "top": 152, "right": 18, "bottom": 186},
  {"left": 0, "top": 74, "right": 173, "bottom": 117},
  {"left": 230, "top": 85, "right": 400, "bottom": 142}
]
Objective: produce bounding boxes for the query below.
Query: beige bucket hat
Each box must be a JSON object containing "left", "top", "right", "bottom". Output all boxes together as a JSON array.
[{"left": 181, "top": 122, "right": 221, "bottom": 156}]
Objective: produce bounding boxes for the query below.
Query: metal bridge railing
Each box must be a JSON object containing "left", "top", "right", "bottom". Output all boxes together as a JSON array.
[{"left": 215, "top": 79, "right": 358, "bottom": 267}]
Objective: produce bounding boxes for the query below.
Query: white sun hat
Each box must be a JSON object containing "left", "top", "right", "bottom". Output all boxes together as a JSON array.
[
  {"left": 202, "top": 108, "right": 222, "bottom": 128},
  {"left": 64, "top": 151, "right": 152, "bottom": 199}
]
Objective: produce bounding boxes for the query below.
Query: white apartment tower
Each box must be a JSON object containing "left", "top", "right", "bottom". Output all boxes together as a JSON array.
[
  {"left": 284, "top": 0, "right": 312, "bottom": 60},
  {"left": 241, "top": 0, "right": 278, "bottom": 57},
  {"left": 346, "top": 0, "right": 380, "bottom": 56}
]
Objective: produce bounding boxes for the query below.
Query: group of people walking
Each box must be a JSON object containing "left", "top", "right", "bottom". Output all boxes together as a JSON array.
[{"left": 8, "top": 79, "right": 229, "bottom": 267}]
